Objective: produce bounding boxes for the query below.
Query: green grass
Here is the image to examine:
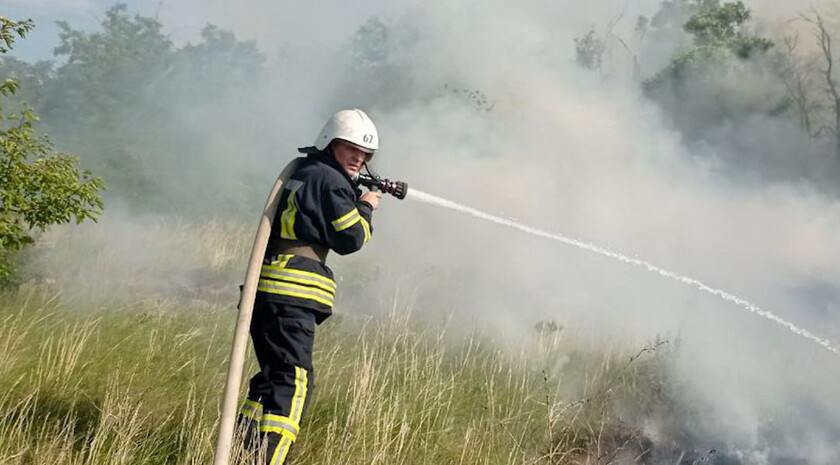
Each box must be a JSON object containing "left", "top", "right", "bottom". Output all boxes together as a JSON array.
[
  {"left": 0, "top": 282, "right": 671, "bottom": 465},
  {"left": 1, "top": 218, "right": 672, "bottom": 465}
]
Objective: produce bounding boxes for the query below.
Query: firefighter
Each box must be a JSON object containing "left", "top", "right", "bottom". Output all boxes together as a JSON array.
[{"left": 239, "top": 109, "right": 382, "bottom": 464}]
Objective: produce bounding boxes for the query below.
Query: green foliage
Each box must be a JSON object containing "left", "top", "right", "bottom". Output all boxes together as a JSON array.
[
  {"left": 0, "top": 17, "right": 34, "bottom": 99},
  {"left": 683, "top": 1, "right": 773, "bottom": 57},
  {"left": 0, "top": 18, "right": 103, "bottom": 283},
  {"left": 173, "top": 25, "right": 265, "bottom": 92},
  {"left": 1, "top": 4, "right": 268, "bottom": 215},
  {"left": 0, "top": 77, "right": 17, "bottom": 97},
  {"left": 684, "top": 1, "right": 750, "bottom": 46},
  {"left": 640, "top": 0, "right": 785, "bottom": 146},
  {"left": 645, "top": 0, "right": 773, "bottom": 90},
  {"left": 0, "top": 16, "right": 33, "bottom": 54},
  {"left": 0, "top": 110, "right": 104, "bottom": 244},
  {"left": 0, "top": 56, "right": 52, "bottom": 103},
  {"left": 52, "top": 4, "right": 174, "bottom": 115}
]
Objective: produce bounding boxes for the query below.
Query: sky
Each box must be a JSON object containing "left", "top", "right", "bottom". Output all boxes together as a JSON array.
[
  {"left": 5, "top": 0, "right": 123, "bottom": 61},
  {"left": 4, "top": 0, "right": 402, "bottom": 61},
  {"left": 5, "top": 0, "right": 834, "bottom": 62}
]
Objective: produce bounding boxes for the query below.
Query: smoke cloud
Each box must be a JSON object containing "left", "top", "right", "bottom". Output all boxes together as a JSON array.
[{"left": 8, "top": 0, "right": 840, "bottom": 463}]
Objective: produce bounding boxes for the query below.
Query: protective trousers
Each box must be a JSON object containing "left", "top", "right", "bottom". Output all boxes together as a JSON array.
[{"left": 239, "top": 299, "right": 316, "bottom": 465}]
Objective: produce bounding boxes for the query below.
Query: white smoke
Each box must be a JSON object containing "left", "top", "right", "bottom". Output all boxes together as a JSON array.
[{"left": 9, "top": 0, "right": 840, "bottom": 462}]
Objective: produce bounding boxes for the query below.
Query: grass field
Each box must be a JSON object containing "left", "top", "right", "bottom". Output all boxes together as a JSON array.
[{"left": 0, "top": 221, "right": 672, "bottom": 465}]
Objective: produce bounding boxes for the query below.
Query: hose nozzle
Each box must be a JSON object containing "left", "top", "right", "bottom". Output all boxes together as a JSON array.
[{"left": 358, "top": 172, "right": 408, "bottom": 200}]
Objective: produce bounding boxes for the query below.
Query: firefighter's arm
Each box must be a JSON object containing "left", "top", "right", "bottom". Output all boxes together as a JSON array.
[{"left": 324, "top": 185, "right": 374, "bottom": 255}]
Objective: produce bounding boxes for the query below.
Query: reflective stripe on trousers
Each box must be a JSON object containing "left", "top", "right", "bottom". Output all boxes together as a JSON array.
[
  {"left": 239, "top": 398, "right": 262, "bottom": 422},
  {"left": 240, "top": 366, "right": 310, "bottom": 465}
]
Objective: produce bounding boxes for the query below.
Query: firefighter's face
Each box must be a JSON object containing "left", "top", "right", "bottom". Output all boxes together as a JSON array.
[{"left": 332, "top": 140, "right": 372, "bottom": 177}]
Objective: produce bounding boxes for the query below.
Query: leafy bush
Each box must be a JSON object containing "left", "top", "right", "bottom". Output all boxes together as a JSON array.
[{"left": 0, "top": 16, "right": 104, "bottom": 284}]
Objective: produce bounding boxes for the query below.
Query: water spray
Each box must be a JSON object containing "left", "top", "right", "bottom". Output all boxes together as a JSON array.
[
  {"left": 335, "top": 169, "right": 840, "bottom": 357},
  {"left": 214, "top": 167, "right": 837, "bottom": 465},
  {"left": 405, "top": 188, "right": 840, "bottom": 357}
]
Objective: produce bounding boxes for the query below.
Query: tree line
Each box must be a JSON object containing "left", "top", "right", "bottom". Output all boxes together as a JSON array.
[
  {"left": 3, "top": 1, "right": 840, "bottom": 284},
  {"left": 0, "top": 4, "right": 267, "bottom": 283},
  {"left": 575, "top": 0, "right": 840, "bottom": 186}
]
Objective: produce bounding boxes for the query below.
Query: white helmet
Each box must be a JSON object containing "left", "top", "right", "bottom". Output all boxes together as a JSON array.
[{"left": 313, "top": 108, "right": 379, "bottom": 153}]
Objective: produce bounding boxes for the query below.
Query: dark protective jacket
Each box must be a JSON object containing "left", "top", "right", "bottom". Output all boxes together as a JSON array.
[{"left": 257, "top": 153, "right": 373, "bottom": 323}]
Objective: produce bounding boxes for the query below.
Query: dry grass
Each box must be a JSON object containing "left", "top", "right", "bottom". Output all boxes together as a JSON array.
[
  {"left": 0, "top": 220, "right": 673, "bottom": 464},
  {"left": 0, "top": 282, "right": 669, "bottom": 465}
]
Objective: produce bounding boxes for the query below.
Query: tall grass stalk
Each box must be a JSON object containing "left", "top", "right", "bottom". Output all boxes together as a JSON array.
[{"left": 0, "top": 285, "right": 667, "bottom": 464}]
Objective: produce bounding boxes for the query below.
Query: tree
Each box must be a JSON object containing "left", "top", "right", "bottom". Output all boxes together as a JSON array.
[
  {"left": 0, "top": 16, "right": 33, "bottom": 54},
  {"left": 776, "top": 35, "right": 819, "bottom": 137},
  {"left": 574, "top": 27, "right": 606, "bottom": 71},
  {"left": 772, "top": 10, "right": 840, "bottom": 162},
  {"left": 50, "top": 4, "right": 174, "bottom": 122},
  {"left": 0, "top": 16, "right": 104, "bottom": 283},
  {"left": 645, "top": 0, "right": 773, "bottom": 91},
  {"left": 683, "top": 1, "right": 772, "bottom": 58},
  {"left": 641, "top": 1, "right": 780, "bottom": 143},
  {"left": 173, "top": 24, "right": 264, "bottom": 92},
  {"left": 802, "top": 11, "right": 840, "bottom": 159},
  {"left": 351, "top": 17, "right": 390, "bottom": 69},
  {"left": 20, "top": 4, "right": 269, "bottom": 215},
  {"left": 0, "top": 56, "right": 53, "bottom": 107}
]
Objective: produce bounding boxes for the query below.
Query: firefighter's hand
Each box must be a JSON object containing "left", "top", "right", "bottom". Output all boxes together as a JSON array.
[{"left": 361, "top": 191, "right": 382, "bottom": 210}]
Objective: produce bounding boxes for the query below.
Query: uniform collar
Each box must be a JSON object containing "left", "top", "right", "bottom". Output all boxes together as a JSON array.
[{"left": 308, "top": 152, "right": 361, "bottom": 192}]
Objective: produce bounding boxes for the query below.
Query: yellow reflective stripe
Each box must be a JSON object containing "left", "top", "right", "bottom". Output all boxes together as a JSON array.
[
  {"left": 260, "top": 255, "right": 337, "bottom": 302},
  {"left": 332, "top": 208, "right": 359, "bottom": 227},
  {"left": 259, "top": 418, "right": 298, "bottom": 441},
  {"left": 277, "top": 268, "right": 336, "bottom": 290},
  {"left": 269, "top": 435, "right": 293, "bottom": 465},
  {"left": 262, "top": 255, "right": 293, "bottom": 274},
  {"left": 258, "top": 279, "right": 335, "bottom": 302},
  {"left": 290, "top": 367, "right": 308, "bottom": 425},
  {"left": 280, "top": 189, "right": 301, "bottom": 240},
  {"left": 241, "top": 399, "right": 262, "bottom": 412},
  {"left": 257, "top": 280, "right": 335, "bottom": 307},
  {"left": 360, "top": 217, "right": 371, "bottom": 244},
  {"left": 263, "top": 368, "right": 307, "bottom": 465},
  {"left": 239, "top": 399, "right": 262, "bottom": 421},
  {"left": 261, "top": 260, "right": 333, "bottom": 280},
  {"left": 260, "top": 267, "right": 336, "bottom": 292},
  {"left": 335, "top": 215, "right": 361, "bottom": 232},
  {"left": 261, "top": 413, "right": 300, "bottom": 434},
  {"left": 272, "top": 255, "right": 293, "bottom": 267},
  {"left": 332, "top": 208, "right": 361, "bottom": 232},
  {"left": 262, "top": 256, "right": 336, "bottom": 293},
  {"left": 262, "top": 426, "right": 296, "bottom": 442},
  {"left": 259, "top": 426, "right": 297, "bottom": 441},
  {"left": 259, "top": 271, "right": 336, "bottom": 295}
]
